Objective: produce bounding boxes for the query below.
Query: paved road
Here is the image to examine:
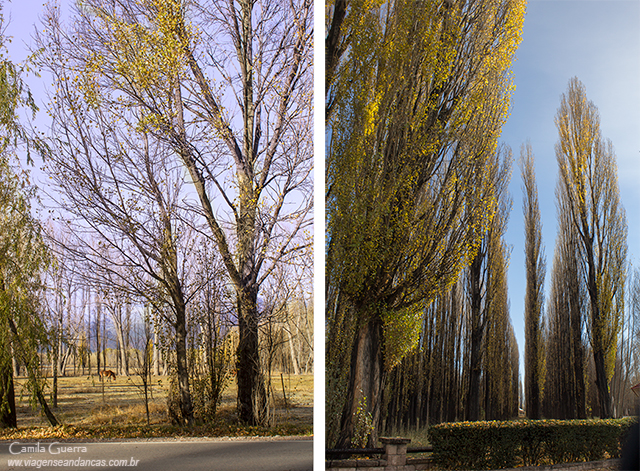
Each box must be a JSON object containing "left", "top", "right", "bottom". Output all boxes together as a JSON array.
[{"left": 1, "top": 438, "right": 313, "bottom": 471}]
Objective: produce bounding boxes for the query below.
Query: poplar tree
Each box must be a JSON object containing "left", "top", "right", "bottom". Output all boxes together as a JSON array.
[
  {"left": 554, "top": 77, "right": 627, "bottom": 419},
  {"left": 520, "top": 142, "right": 546, "bottom": 419},
  {"left": 0, "top": 4, "right": 56, "bottom": 428},
  {"left": 326, "top": 0, "right": 526, "bottom": 446},
  {"left": 544, "top": 194, "right": 586, "bottom": 419},
  {"left": 465, "top": 144, "right": 513, "bottom": 421}
]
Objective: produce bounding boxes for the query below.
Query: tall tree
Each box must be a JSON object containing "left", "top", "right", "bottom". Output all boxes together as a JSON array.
[
  {"left": 326, "top": 0, "right": 526, "bottom": 446},
  {"left": 611, "top": 267, "right": 640, "bottom": 417},
  {"left": 544, "top": 180, "right": 587, "bottom": 419},
  {"left": 33, "top": 51, "right": 199, "bottom": 422},
  {"left": 38, "top": 0, "right": 312, "bottom": 426},
  {"left": 0, "top": 4, "right": 56, "bottom": 428},
  {"left": 554, "top": 77, "right": 628, "bottom": 419},
  {"left": 0, "top": 154, "right": 60, "bottom": 427},
  {"left": 464, "top": 144, "right": 513, "bottom": 422},
  {"left": 520, "top": 142, "right": 546, "bottom": 419}
]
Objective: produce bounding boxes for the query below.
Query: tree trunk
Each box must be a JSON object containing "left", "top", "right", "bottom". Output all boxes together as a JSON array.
[
  {"left": 466, "top": 251, "right": 484, "bottom": 421},
  {"left": 571, "top": 301, "right": 586, "bottom": 419},
  {"left": 336, "top": 317, "right": 384, "bottom": 449},
  {"left": 526, "top": 325, "right": 540, "bottom": 419},
  {"left": 0, "top": 357, "right": 16, "bottom": 428},
  {"left": 52, "top": 342, "right": 58, "bottom": 408},
  {"left": 174, "top": 300, "right": 193, "bottom": 425},
  {"left": 586, "top": 252, "right": 613, "bottom": 419},
  {"left": 466, "top": 325, "right": 482, "bottom": 421},
  {"left": 593, "top": 348, "right": 612, "bottom": 418},
  {"left": 125, "top": 304, "right": 131, "bottom": 375},
  {"left": 11, "top": 352, "right": 19, "bottom": 378},
  {"left": 236, "top": 285, "right": 267, "bottom": 425},
  {"left": 153, "top": 329, "right": 160, "bottom": 376},
  {"left": 152, "top": 307, "right": 160, "bottom": 376},
  {"left": 87, "top": 293, "right": 92, "bottom": 376},
  {"left": 285, "top": 324, "right": 300, "bottom": 375},
  {"left": 205, "top": 321, "right": 217, "bottom": 414},
  {"left": 114, "top": 316, "right": 129, "bottom": 377},
  {"left": 102, "top": 313, "right": 107, "bottom": 371},
  {"left": 95, "top": 300, "right": 101, "bottom": 376},
  {"left": 60, "top": 345, "right": 72, "bottom": 378}
]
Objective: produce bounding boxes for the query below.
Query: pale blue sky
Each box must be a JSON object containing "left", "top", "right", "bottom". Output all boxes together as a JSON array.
[
  {"left": 4, "top": 0, "right": 72, "bottom": 162},
  {"left": 501, "top": 0, "right": 640, "bottom": 381}
]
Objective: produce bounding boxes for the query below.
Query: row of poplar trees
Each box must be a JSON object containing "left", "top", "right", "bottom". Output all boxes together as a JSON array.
[
  {"left": 524, "top": 78, "right": 630, "bottom": 421},
  {"left": 326, "top": 0, "right": 526, "bottom": 448},
  {"left": 326, "top": 0, "right": 632, "bottom": 449}
]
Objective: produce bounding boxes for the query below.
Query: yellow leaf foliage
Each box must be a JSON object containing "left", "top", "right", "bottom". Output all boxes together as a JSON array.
[{"left": 327, "top": 0, "right": 527, "bottom": 361}]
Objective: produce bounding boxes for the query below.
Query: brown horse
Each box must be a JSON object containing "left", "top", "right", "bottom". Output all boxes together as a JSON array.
[{"left": 99, "top": 370, "right": 116, "bottom": 382}]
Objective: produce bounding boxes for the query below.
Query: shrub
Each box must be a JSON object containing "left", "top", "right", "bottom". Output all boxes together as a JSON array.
[
  {"left": 352, "top": 395, "right": 374, "bottom": 448},
  {"left": 429, "top": 417, "right": 636, "bottom": 470}
]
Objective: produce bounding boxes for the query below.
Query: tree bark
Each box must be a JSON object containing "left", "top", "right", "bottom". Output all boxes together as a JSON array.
[
  {"left": 153, "top": 327, "right": 160, "bottom": 377},
  {"left": 0, "top": 357, "right": 16, "bottom": 428},
  {"left": 52, "top": 337, "right": 58, "bottom": 408},
  {"left": 337, "top": 316, "right": 384, "bottom": 449},
  {"left": 570, "top": 283, "right": 586, "bottom": 419},
  {"left": 593, "top": 348, "right": 612, "bottom": 418},
  {"left": 95, "top": 300, "right": 101, "bottom": 376},
  {"left": 526, "top": 322, "right": 540, "bottom": 419},
  {"left": 236, "top": 285, "right": 267, "bottom": 425},
  {"left": 174, "top": 299, "right": 193, "bottom": 425},
  {"left": 466, "top": 251, "right": 484, "bottom": 421},
  {"left": 586, "top": 250, "right": 613, "bottom": 418}
]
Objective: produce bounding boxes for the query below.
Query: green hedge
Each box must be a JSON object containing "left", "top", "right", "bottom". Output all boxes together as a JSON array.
[{"left": 429, "top": 417, "right": 637, "bottom": 470}]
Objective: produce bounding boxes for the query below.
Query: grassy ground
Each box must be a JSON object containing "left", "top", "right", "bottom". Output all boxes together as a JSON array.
[
  {"left": 1, "top": 373, "right": 313, "bottom": 440},
  {"left": 380, "top": 426, "right": 431, "bottom": 448}
]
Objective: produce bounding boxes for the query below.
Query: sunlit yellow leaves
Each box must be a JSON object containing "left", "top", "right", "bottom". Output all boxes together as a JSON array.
[
  {"left": 363, "top": 93, "right": 380, "bottom": 139},
  {"left": 82, "top": 0, "right": 190, "bottom": 99},
  {"left": 327, "top": 0, "right": 527, "bottom": 377},
  {"left": 381, "top": 303, "right": 422, "bottom": 371},
  {"left": 554, "top": 77, "right": 627, "bottom": 416}
]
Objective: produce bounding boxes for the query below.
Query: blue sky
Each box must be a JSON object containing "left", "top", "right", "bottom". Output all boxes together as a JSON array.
[
  {"left": 4, "top": 0, "right": 72, "bottom": 166},
  {"left": 500, "top": 0, "right": 640, "bottom": 381},
  {"left": 4, "top": 1, "right": 72, "bottom": 66}
]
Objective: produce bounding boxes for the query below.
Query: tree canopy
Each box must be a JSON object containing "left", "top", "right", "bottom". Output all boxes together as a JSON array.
[
  {"left": 36, "top": 0, "right": 313, "bottom": 426},
  {"left": 554, "top": 77, "right": 627, "bottom": 419},
  {"left": 326, "top": 0, "right": 526, "bottom": 447}
]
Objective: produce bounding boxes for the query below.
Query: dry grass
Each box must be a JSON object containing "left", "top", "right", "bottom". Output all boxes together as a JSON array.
[
  {"left": 5, "top": 372, "right": 313, "bottom": 440},
  {"left": 83, "top": 403, "right": 168, "bottom": 426}
]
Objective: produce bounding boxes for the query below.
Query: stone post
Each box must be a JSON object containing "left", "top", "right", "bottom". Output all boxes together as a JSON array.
[{"left": 380, "top": 437, "right": 411, "bottom": 468}]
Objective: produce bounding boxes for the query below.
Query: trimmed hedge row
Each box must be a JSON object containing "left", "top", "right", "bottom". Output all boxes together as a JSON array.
[{"left": 429, "top": 417, "right": 637, "bottom": 470}]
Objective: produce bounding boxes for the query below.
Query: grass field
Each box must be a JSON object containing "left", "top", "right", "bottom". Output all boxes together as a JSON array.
[{"left": 2, "top": 373, "right": 313, "bottom": 440}]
